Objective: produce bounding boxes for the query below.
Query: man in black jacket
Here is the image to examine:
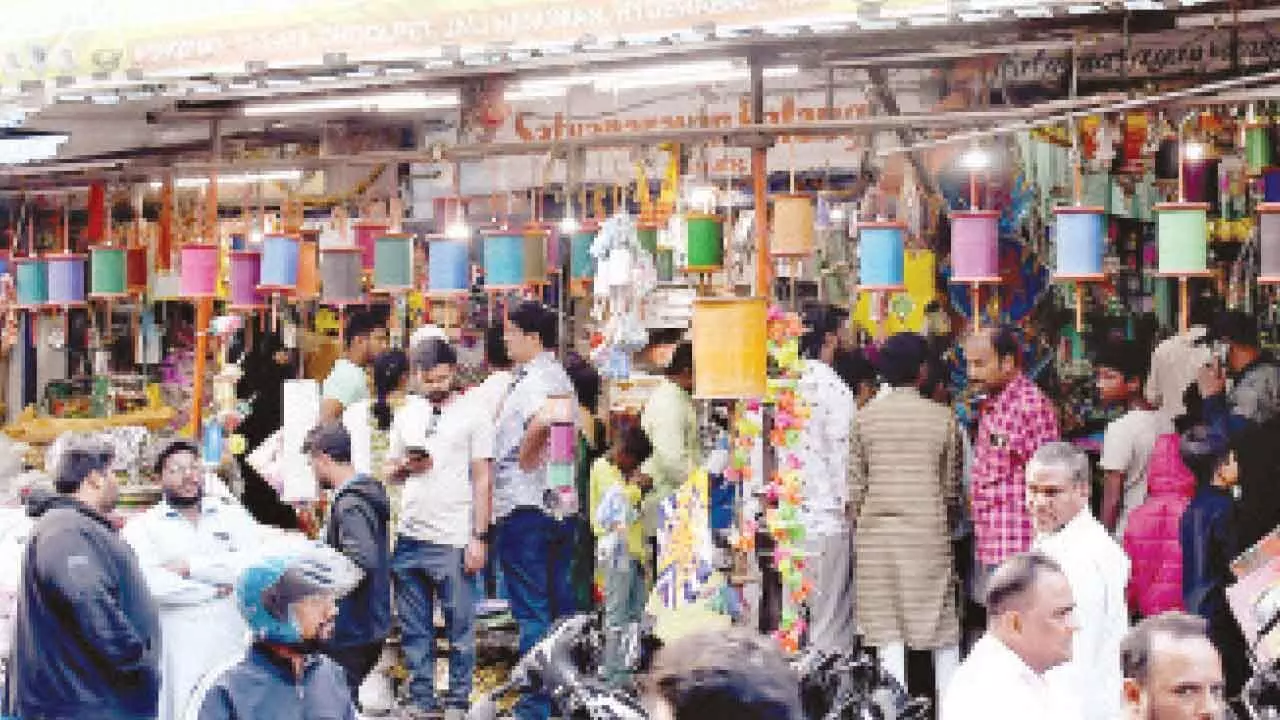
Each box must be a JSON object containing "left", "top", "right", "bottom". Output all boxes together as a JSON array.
[
  {"left": 304, "top": 421, "right": 391, "bottom": 703},
  {"left": 5, "top": 433, "right": 161, "bottom": 720}
]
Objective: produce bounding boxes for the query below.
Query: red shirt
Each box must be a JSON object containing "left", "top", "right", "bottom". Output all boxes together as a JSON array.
[{"left": 970, "top": 373, "right": 1060, "bottom": 567}]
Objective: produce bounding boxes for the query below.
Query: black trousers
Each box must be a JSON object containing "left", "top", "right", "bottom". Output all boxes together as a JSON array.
[{"left": 326, "top": 641, "right": 384, "bottom": 702}]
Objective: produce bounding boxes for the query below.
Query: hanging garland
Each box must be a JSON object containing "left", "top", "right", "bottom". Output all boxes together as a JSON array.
[
  {"left": 723, "top": 306, "right": 812, "bottom": 653},
  {"left": 764, "top": 306, "right": 813, "bottom": 654}
]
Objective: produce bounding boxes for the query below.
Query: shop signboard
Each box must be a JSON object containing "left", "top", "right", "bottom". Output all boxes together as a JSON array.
[{"left": 0, "top": 0, "right": 849, "bottom": 84}]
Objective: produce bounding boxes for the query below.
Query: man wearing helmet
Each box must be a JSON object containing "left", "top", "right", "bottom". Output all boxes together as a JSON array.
[{"left": 196, "top": 549, "right": 361, "bottom": 719}]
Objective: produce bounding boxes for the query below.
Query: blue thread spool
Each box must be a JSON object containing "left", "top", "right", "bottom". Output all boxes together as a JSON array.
[
  {"left": 0, "top": 251, "right": 9, "bottom": 277},
  {"left": 1053, "top": 206, "right": 1106, "bottom": 281},
  {"left": 374, "top": 233, "right": 415, "bottom": 291},
  {"left": 258, "top": 234, "right": 300, "bottom": 292},
  {"left": 483, "top": 231, "right": 526, "bottom": 289},
  {"left": 15, "top": 257, "right": 47, "bottom": 307},
  {"left": 427, "top": 235, "right": 471, "bottom": 295},
  {"left": 1265, "top": 168, "right": 1280, "bottom": 203},
  {"left": 856, "top": 221, "right": 906, "bottom": 291},
  {"left": 46, "top": 254, "right": 87, "bottom": 306},
  {"left": 570, "top": 224, "right": 597, "bottom": 282}
]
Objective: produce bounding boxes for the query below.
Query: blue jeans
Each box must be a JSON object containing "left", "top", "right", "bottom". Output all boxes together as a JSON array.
[
  {"left": 496, "top": 508, "right": 577, "bottom": 720},
  {"left": 392, "top": 536, "right": 476, "bottom": 711}
]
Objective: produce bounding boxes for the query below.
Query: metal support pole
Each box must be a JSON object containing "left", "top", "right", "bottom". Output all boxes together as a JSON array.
[
  {"left": 750, "top": 56, "right": 771, "bottom": 298},
  {"left": 192, "top": 119, "right": 220, "bottom": 439}
]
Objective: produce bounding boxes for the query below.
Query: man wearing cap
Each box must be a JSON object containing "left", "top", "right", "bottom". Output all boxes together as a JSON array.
[
  {"left": 122, "top": 437, "right": 266, "bottom": 720},
  {"left": 6, "top": 434, "right": 162, "bottom": 720}
]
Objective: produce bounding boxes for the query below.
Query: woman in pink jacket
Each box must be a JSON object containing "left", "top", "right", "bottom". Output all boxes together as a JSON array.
[{"left": 1122, "top": 432, "right": 1197, "bottom": 617}]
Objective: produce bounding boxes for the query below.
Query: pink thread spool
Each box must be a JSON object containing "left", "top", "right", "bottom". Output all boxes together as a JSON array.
[
  {"left": 949, "top": 211, "right": 1000, "bottom": 282},
  {"left": 548, "top": 423, "right": 576, "bottom": 465},
  {"left": 228, "top": 250, "right": 266, "bottom": 310},
  {"left": 354, "top": 223, "right": 388, "bottom": 271},
  {"left": 180, "top": 243, "right": 219, "bottom": 298}
]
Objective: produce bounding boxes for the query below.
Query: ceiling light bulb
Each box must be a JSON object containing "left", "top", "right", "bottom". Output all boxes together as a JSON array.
[
  {"left": 446, "top": 220, "right": 471, "bottom": 240},
  {"left": 959, "top": 147, "right": 989, "bottom": 171}
]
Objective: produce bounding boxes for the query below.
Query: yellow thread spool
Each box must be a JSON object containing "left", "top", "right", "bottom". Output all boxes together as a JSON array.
[{"left": 691, "top": 297, "right": 767, "bottom": 400}]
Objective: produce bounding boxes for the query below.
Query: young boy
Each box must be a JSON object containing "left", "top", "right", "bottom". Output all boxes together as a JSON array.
[
  {"left": 1097, "top": 340, "right": 1172, "bottom": 538},
  {"left": 1179, "top": 424, "right": 1248, "bottom": 700},
  {"left": 589, "top": 425, "right": 654, "bottom": 685}
]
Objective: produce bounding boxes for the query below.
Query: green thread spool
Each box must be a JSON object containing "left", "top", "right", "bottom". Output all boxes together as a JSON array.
[
  {"left": 373, "top": 233, "right": 415, "bottom": 291},
  {"left": 636, "top": 224, "right": 659, "bottom": 256},
  {"left": 1246, "top": 123, "right": 1272, "bottom": 177},
  {"left": 89, "top": 247, "right": 128, "bottom": 297},
  {"left": 1155, "top": 202, "right": 1209, "bottom": 276},
  {"left": 15, "top": 258, "right": 48, "bottom": 307},
  {"left": 570, "top": 226, "right": 597, "bottom": 281},
  {"left": 656, "top": 248, "right": 674, "bottom": 282},
  {"left": 685, "top": 213, "right": 724, "bottom": 272}
]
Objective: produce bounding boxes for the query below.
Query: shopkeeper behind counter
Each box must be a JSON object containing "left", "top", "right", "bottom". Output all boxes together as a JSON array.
[{"left": 321, "top": 310, "right": 388, "bottom": 423}]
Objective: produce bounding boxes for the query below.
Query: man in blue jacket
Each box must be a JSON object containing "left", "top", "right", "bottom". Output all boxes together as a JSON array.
[
  {"left": 305, "top": 421, "right": 391, "bottom": 703},
  {"left": 4, "top": 433, "right": 162, "bottom": 720},
  {"left": 197, "top": 551, "right": 360, "bottom": 720}
]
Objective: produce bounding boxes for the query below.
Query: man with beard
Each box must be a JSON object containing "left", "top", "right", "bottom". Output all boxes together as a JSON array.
[
  {"left": 305, "top": 422, "right": 392, "bottom": 704},
  {"left": 196, "top": 550, "right": 361, "bottom": 719},
  {"left": 1120, "top": 612, "right": 1228, "bottom": 720},
  {"left": 5, "top": 433, "right": 161, "bottom": 720},
  {"left": 389, "top": 338, "right": 494, "bottom": 720},
  {"left": 122, "top": 438, "right": 265, "bottom": 720},
  {"left": 965, "top": 327, "right": 1060, "bottom": 587}
]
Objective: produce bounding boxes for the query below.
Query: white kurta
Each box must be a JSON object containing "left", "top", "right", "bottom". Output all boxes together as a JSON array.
[
  {"left": 1034, "top": 511, "right": 1131, "bottom": 720},
  {"left": 941, "top": 634, "right": 1082, "bottom": 720},
  {"left": 122, "top": 494, "right": 263, "bottom": 720},
  {"left": 0, "top": 506, "right": 34, "bottom": 661}
]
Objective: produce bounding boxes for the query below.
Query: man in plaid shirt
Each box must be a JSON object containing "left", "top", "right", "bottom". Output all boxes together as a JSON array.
[{"left": 965, "top": 327, "right": 1060, "bottom": 590}]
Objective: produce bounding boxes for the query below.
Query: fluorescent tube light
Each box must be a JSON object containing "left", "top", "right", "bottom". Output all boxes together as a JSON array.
[
  {"left": 243, "top": 91, "right": 459, "bottom": 116},
  {"left": 148, "top": 170, "right": 304, "bottom": 189}
]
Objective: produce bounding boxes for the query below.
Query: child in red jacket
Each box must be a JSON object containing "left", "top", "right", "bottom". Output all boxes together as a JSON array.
[{"left": 1122, "top": 432, "right": 1195, "bottom": 617}]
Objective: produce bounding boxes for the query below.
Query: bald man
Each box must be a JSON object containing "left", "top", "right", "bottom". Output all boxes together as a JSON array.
[
  {"left": 1120, "top": 612, "right": 1227, "bottom": 720},
  {"left": 941, "top": 552, "right": 1081, "bottom": 720}
]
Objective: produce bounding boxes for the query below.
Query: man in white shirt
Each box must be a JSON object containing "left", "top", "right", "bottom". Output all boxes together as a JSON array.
[
  {"left": 1026, "top": 442, "right": 1131, "bottom": 720},
  {"left": 389, "top": 337, "right": 494, "bottom": 720},
  {"left": 942, "top": 551, "right": 1081, "bottom": 720},
  {"left": 122, "top": 438, "right": 264, "bottom": 720},
  {"left": 1120, "top": 612, "right": 1228, "bottom": 720},
  {"left": 492, "top": 302, "right": 577, "bottom": 720},
  {"left": 797, "top": 305, "right": 855, "bottom": 654}
]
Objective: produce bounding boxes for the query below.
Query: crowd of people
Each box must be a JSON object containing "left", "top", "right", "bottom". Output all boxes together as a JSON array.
[{"left": 0, "top": 295, "right": 1277, "bottom": 720}]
